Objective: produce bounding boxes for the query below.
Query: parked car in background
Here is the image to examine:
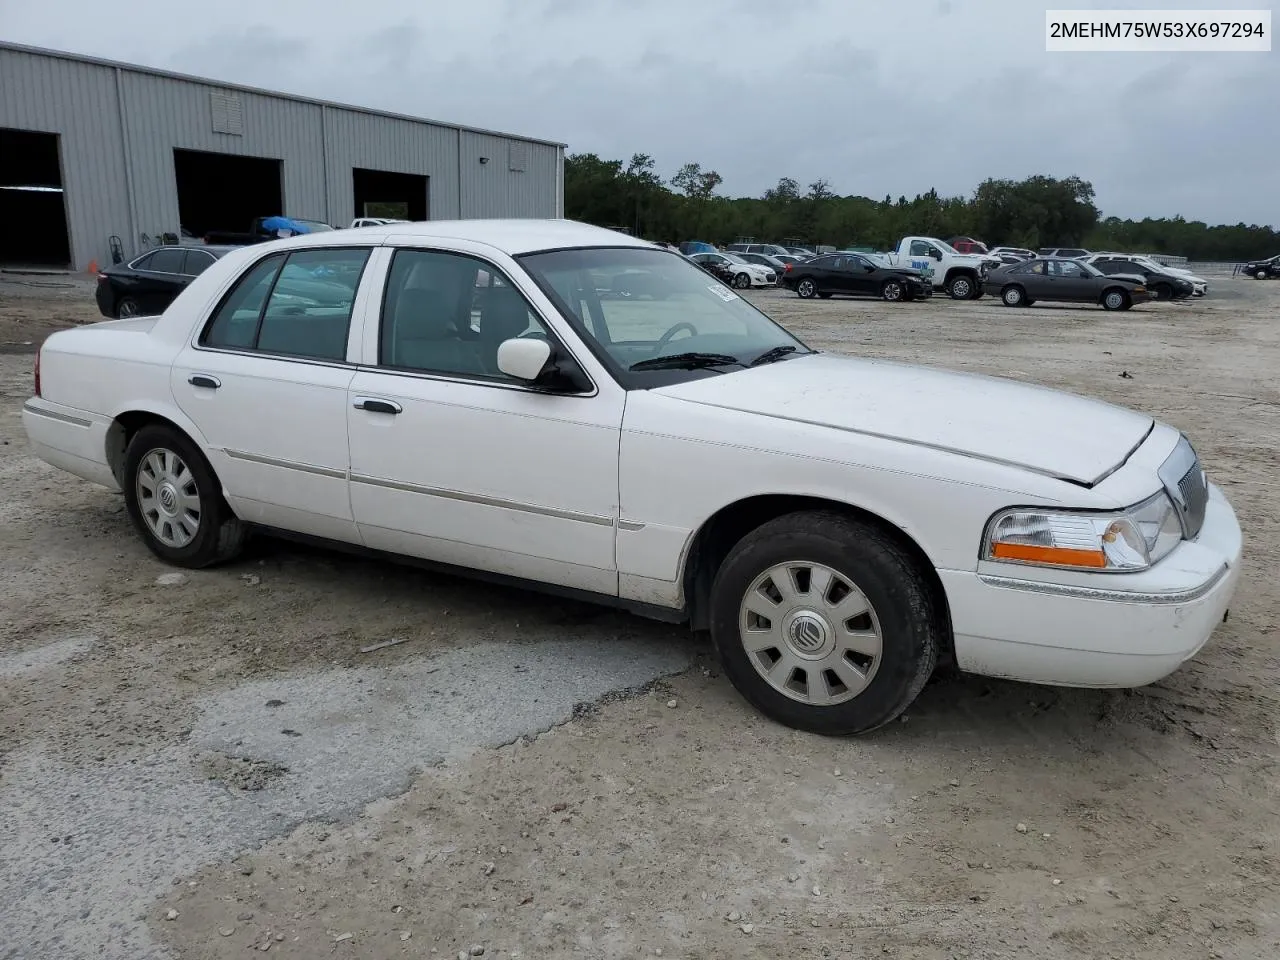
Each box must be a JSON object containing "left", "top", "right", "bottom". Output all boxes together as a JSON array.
[
  {"left": 204, "top": 216, "right": 335, "bottom": 246},
  {"left": 727, "top": 242, "right": 793, "bottom": 259},
  {"left": 22, "top": 219, "right": 1242, "bottom": 736},
  {"left": 686, "top": 254, "right": 737, "bottom": 286},
  {"left": 1037, "top": 247, "right": 1091, "bottom": 259},
  {"left": 988, "top": 246, "right": 1036, "bottom": 260},
  {"left": 988, "top": 252, "right": 1029, "bottom": 267},
  {"left": 948, "top": 236, "right": 989, "bottom": 254},
  {"left": 773, "top": 253, "right": 805, "bottom": 267},
  {"left": 736, "top": 251, "right": 790, "bottom": 275},
  {"left": 1083, "top": 253, "right": 1207, "bottom": 297},
  {"left": 879, "top": 236, "right": 998, "bottom": 299},
  {"left": 350, "top": 217, "right": 409, "bottom": 228},
  {"left": 783, "top": 246, "right": 817, "bottom": 258},
  {"left": 688, "top": 252, "right": 776, "bottom": 288},
  {"left": 95, "top": 245, "right": 236, "bottom": 318},
  {"left": 781, "top": 253, "right": 933, "bottom": 302},
  {"left": 1241, "top": 254, "right": 1280, "bottom": 279},
  {"left": 1087, "top": 257, "right": 1195, "bottom": 300},
  {"left": 984, "top": 257, "right": 1149, "bottom": 310}
]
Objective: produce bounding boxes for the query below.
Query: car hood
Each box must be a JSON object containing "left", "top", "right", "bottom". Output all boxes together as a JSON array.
[{"left": 653, "top": 353, "right": 1154, "bottom": 485}]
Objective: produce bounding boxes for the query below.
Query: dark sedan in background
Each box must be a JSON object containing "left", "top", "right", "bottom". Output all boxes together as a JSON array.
[
  {"left": 735, "top": 251, "right": 790, "bottom": 274},
  {"left": 983, "top": 257, "right": 1149, "bottom": 310},
  {"left": 1242, "top": 254, "right": 1280, "bottom": 279},
  {"left": 782, "top": 252, "right": 933, "bottom": 302},
  {"left": 95, "top": 245, "right": 235, "bottom": 318},
  {"left": 1090, "top": 257, "right": 1194, "bottom": 300}
]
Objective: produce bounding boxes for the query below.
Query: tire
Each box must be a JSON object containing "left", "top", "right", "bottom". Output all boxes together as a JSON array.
[
  {"left": 796, "top": 278, "right": 817, "bottom": 299},
  {"left": 1102, "top": 288, "right": 1129, "bottom": 311},
  {"left": 733, "top": 272, "right": 751, "bottom": 290},
  {"left": 946, "top": 273, "right": 974, "bottom": 300},
  {"left": 1001, "top": 284, "right": 1025, "bottom": 307},
  {"left": 123, "top": 424, "right": 247, "bottom": 568},
  {"left": 881, "top": 279, "right": 904, "bottom": 302},
  {"left": 1257, "top": 271, "right": 1268, "bottom": 280},
  {"left": 1152, "top": 283, "right": 1173, "bottom": 300},
  {"left": 116, "top": 297, "right": 141, "bottom": 318},
  {"left": 709, "top": 510, "right": 941, "bottom": 736}
]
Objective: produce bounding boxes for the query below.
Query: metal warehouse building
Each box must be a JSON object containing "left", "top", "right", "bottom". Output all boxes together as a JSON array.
[{"left": 0, "top": 42, "right": 566, "bottom": 271}]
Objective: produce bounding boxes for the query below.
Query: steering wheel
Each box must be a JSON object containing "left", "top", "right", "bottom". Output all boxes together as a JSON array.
[{"left": 649, "top": 321, "right": 697, "bottom": 356}]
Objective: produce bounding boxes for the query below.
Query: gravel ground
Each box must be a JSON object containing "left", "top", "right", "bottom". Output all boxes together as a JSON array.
[{"left": 1, "top": 271, "right": 1278, "bottom": 960}]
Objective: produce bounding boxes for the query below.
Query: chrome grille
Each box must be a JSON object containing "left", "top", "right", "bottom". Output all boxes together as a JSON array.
[
  {"left": 1177, "top": 460, "right": 1208, "bottom": 539},
  {"left": 1158, "top": 435, "right": 1208, "bottom": 540}
]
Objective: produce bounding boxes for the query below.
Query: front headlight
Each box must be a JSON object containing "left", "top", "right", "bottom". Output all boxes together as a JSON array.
[{"left": 983, "top": 492, "right": 1183, "bottom": 572}]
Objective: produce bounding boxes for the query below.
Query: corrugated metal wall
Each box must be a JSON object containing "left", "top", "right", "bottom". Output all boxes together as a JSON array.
[
  {"left": 459, "top": 131, "right": 561, "bottom": 219},
  {"left": 322, "top": 106, "right": 459, "bottom": 221},
  {"left": 0, "top": 44, "right": 563, "bottom": 271},
  {"left": 0, "top": 49, "right": 132, "bottom": 270}
]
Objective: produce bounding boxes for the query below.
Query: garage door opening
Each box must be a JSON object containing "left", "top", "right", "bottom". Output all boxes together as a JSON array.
[
  {"left": 174, "top": 148, "right": 283, "bottom": 240},
  {"left": 0, "top": 128, "right": 71, "bottom": 267},
  {"left": 352, "top": 167, "right": 428, "bottom": 222}
]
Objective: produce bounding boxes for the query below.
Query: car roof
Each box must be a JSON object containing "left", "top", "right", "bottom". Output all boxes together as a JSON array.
[{"left": 276, "top": 218, "right": 656, "bottom": 255}]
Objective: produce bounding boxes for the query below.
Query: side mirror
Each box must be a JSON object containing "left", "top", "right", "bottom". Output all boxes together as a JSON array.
[
  {"left": 497, "top": 337, "right": 552, "bottom": 381},
  {"left": 930, "top": 250, "right": 942, "bottom": 260},
  {"left": 496, "top": 337, "right": 591, "bottom": 393}
]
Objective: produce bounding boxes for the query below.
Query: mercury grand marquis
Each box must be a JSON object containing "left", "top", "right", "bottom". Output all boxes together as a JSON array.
[{"left": 21, "top": 219, "right": 1242, "bottom": 735}]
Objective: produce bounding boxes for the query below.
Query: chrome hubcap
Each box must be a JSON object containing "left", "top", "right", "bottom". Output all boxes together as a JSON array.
[
  {"left": 953, "top": 279, "right": 970, "bottom": 297},
  {"left": 738, "top": 561, "right": 883, "bottom": 706},
  {"left": 1106, "top": 293, "right": 1122, "bottom": 308},
  {"left": 884, "top": 283, "right": 901, "bottom": 300},
  {"left": 799, "top": 280, "right": 814, "bottom": 296},
  {"left": 136, "top": 448, "right": 201, "bottom": 548}
]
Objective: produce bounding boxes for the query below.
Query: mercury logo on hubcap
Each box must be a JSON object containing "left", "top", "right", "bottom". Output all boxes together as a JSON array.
[
  {"left": 158, "top": 483, "right": 178, "bottom": 515},
  {"left": 788, "top": 614, "right": 829, "bottom": 655}
]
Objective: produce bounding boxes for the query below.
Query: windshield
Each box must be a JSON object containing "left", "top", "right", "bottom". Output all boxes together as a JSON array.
[
  {"left": 1079, "top": 261, "right": 1104, "bottom": 277},
  {"left": 516, "top": 246, "right": 812, "bottom": 387}
]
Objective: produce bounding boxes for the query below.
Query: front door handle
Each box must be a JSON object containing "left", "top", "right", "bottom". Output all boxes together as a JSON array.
[
  {"left": 353, "top": 397, "right": 402, "bottom": 415},
  {"left": 188, "top": 374, "right": 220, "bottom": 389}
]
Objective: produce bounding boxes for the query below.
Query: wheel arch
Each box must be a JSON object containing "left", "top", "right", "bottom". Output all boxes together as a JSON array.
[
  {"left": 943, "top": 266, "right": 978, "bottom": 284},
  {"left": 105, "top": 403, "right": 214, "bottom": 489},
  {"left": 680, "top": 493, "right": 955, "bottom": 664}
]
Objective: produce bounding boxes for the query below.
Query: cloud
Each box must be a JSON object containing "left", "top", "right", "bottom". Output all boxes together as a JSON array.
[{"left": 0, "top": 0, "right": 1275, "bottom": 224}]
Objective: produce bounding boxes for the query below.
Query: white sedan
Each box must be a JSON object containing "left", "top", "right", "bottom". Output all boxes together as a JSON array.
[
  {"left": 687, "top": 251, "right": 777, "bottom": 288},
  {"left": 22, "top": 220, "right": 1242, "bottom": 735}
]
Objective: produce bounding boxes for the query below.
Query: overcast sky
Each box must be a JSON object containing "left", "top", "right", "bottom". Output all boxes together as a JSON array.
[{"left": 2, "top": 0, "right": 1275, "bottom": 226}]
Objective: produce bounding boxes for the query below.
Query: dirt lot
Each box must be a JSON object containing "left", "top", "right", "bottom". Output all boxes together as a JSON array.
[{"left": 1, "top": 271, "right": 1278, "bottom": 960}]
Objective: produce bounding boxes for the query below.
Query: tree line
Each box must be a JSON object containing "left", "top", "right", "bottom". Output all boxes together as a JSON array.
[{"left": 564, "top": 153, "right": 1279, "bottom": 262}]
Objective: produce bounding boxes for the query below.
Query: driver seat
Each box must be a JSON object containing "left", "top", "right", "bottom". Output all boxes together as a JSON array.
[{"left": 478, "top": 285, "right": 534, "bottom": 375}]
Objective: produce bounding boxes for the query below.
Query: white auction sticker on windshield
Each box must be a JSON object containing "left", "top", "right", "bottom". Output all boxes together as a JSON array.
[{"left": 708, "top": 284, "right": 739, "bottom": 302}]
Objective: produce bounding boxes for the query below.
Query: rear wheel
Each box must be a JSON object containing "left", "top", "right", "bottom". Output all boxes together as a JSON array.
[
  {"left": 123, "top": 424, "right": 247, "bottom": 568},
  {"left": 796, "top": 278, "right": 817, "bottom": 299},
  {"left": 709, "top": 511, "right": 941, "bottom": 736},
  {"left": 116, "top": 297, "right": 140, "bottom": 318},
  {"left": 1102, "top": 288, "right": 1129, "bottom": 311},
  {"left": 1001, "top": 284, "right": 1026, "bottom": 307},
  {"left": 1257, "top": 270, "right": 1268, "bottom": 280},
  {"left": 881, "top": 279, "right": 904, "bottom": 301}
]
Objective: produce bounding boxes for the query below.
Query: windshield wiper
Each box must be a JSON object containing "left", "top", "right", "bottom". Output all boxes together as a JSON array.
[
  {"left": 629, "top": 351, "right": 741, "bottom": 371},
  {"left": 748, "top": 345, "right": 800, "bottom": 367}
]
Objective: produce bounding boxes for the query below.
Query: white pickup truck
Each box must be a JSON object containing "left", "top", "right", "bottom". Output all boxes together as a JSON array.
[{"left": 879, "top": 237, "right": 1000, "bottom": 300}]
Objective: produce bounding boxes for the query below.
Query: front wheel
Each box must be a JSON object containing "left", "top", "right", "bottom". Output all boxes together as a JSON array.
[
  {"left": 733, "top": 272, "right": 751, "bottom": 290},
  {"left": 946, "top": 274, "right": 974, "bottom": 299},
  {"left": 1152, "top": 282, "right": 1173, "bottom": 300},
  {"left": 123, "top": 424, "right": 247, "bottom": 568},
  {"left": 709, "top": 511, "right": 941, "bottom": 736},
  {"left": 1102, "top": 288, "right": 1129, "bottom": 311},
  {"left": 881, "top": 279, "right": 904, "bottom": 301},
  {"left": 796, "top": 278, "right": 817, "bottom": 299}
]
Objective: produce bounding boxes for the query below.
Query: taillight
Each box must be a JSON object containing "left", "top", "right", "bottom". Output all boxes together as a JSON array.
[
  {"left": 97, "top": 273, "right": 109, "bottom": 283},
  {"left": 784, "top": 263, "right": 793, "bottom": 272},
  {"left": 34, "top": 345, "right": 41, "bottom": 398}
]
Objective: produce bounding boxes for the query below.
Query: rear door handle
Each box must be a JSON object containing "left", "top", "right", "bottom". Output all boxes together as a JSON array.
[
  {"left": 353, "top": 397, "right": 402, "bottom": 415},
  {"left": 188, "top": 374, "right": 220, "bottom": 389}
]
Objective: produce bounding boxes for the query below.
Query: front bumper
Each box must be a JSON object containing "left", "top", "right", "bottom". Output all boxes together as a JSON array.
[{"left": 941, "top": 482, "right": 1242, "bottom": 688}]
